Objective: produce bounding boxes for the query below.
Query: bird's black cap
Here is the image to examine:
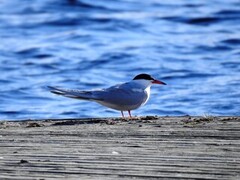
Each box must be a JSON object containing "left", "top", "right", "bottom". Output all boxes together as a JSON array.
[{"left": 133, "top": 74, "right": 154, "bottom": 80}]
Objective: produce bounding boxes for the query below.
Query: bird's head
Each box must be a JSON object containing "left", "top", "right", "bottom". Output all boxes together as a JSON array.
[{"left": 133, "top": 74, "right": 166, "bottom": 86}]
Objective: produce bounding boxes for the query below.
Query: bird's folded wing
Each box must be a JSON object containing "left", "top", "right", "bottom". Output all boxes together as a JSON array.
[{"left": 48, "top": 86, "right": 103, "bottom": 101}]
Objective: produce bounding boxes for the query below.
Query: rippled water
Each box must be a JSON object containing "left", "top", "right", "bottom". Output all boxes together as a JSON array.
[{"left": 0, "top": 0, "right": 240, "bottom": 120}]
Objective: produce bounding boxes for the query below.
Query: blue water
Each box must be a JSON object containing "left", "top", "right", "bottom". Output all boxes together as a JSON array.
[{"left": 0, "top": 0, "right": 240, "bottom": 120}]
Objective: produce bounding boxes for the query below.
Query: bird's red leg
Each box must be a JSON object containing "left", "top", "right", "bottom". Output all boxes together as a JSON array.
[
  {"left": 128, "top": 110, "right": 132, "bottom": 119},
  {"left": 121, "top": 111, "right": 125, "bottom": 118}
]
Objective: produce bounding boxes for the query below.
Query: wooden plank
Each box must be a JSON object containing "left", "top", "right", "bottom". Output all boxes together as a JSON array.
[{"left": 0, "top": 116, "right": 240, "bottom": 179}]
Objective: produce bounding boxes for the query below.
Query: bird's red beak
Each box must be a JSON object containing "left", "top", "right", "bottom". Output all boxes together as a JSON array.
[{"left": 152, "top": 79, "right": 166, "bottom": 85}]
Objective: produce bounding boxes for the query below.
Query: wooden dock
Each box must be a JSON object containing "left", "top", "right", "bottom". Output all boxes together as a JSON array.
[{"left": 0, "top": 116, "right": 240, "bottom": 179}]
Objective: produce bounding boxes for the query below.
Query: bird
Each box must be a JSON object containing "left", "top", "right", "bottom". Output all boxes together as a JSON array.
[{"left": 48, "top": 73, "right": 166, "bottom": 118}]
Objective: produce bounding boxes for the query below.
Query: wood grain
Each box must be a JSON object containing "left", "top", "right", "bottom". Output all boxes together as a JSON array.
[{"left": 0, "top": 116, "right": 239, "bottom": 179}]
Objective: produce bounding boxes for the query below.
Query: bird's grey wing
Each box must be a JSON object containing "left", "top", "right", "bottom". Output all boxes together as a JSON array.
[
  {"left": 48, "top": 86, "right": 104, "bottom": 101},
  {"left": 99, "top": 82, "right": 147, "bottom": 106}
]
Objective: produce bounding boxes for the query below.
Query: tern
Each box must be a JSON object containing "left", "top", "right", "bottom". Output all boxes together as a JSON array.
[{"left": 48, "top": 73, "right": 166, "bottom": 118}]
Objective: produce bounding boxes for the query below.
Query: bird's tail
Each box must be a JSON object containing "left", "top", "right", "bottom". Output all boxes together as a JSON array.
[{"left": 48, "top": 86, "right": 101, "bottom": 100}]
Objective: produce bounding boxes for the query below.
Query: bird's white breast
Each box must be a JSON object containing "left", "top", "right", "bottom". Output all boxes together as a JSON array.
[{"left": 142, "top": 86, "right": 151, "bottom": 105}]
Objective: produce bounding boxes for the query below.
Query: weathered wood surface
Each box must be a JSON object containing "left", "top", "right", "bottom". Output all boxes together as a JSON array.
[{"left": 0, "top": 116, "right": 240, "bottom": 179}]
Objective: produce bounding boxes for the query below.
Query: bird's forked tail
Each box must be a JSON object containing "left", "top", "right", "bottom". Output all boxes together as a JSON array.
[{"left": 48, "top": 86, "right": 99, "bottom": 100}]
